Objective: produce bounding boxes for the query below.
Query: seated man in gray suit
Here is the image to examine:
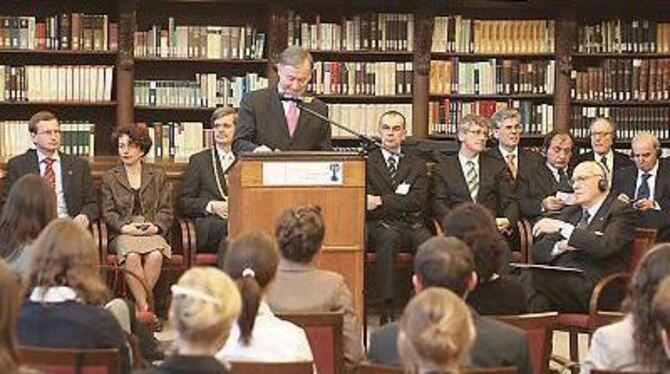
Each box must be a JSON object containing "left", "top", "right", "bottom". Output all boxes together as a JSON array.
[
  {"left": 179, "top": 107, "right": 237, "bottom": 251},
  {"left": 368, "top": 236, "right": 532, "bottom": 374}
]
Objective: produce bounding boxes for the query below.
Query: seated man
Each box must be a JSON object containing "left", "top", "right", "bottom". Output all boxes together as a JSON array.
[
  {"left": 613, "top": 132, "right": 670, "bottom": 242},
  {"left": 179, "top": 107, "right": 237, "bottom": 251},
  {"left": 368, "top": 236, "right": 532, "bottom": 374},
  {"left": 527, "top": 161, "right": 636, "bottom": 312},
  {"left": 366, "top": 110, "right": 431, "bottom": 324},
  {"left": 519, "top": 130, "right": 575, "bottom": 223},
  {"left": 0, "top": 110, "right": 97, "bottom": 228}
]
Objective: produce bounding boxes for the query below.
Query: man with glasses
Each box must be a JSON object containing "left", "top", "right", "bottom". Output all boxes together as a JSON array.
[
  {"left": 613, "top": 132, "right": 670, "bottom": 242},
  {"left": 573, "top": 117, "right": 634, "bottom": 185},
  {"left": 366, "top": 110, "right": 431, "bottom": 324},
  {"left": 233, "top": 46, "right": 331, "bottom": 153},
  {"left": 518, "top": 130, "right": 576, "bottom": 223},
  {"left": 0, "top": 110, "right": 98, "bottom": 228},
  {"left": 432, "top": 114, "right": 518, "bottom": 234},
  {"left": 525, "top": 161, "right": 635, "bottom": 312},
  {"left": 179, "top": 107, "right": 238, "bottom": 252}
]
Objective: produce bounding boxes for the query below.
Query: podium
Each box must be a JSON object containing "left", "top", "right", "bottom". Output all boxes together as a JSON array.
[{"left": 228, "top": 152, "right": 365, "bottom": 318}]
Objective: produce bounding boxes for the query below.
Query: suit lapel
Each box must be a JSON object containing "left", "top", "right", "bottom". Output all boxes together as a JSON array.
[
  {"left": 211, "top": 147, "right": 228, "bottom": 197},
  {"left": 111, "top": 164, "right": 132, "bottom": 191},
  {"left": 587, "top": 195, "right": 614, "bottom": 231},
  {"left": 60, "top": 154, "right": 74, "bottom": 207},
  {"left": 371, "top": 151, "right": 393, "bottom": 189},
  {"left": 269, "top": 90, "right": 291, "bottom": 144},
  {"left": 542, "top": 164, "right": 559, "bottom": 193},
  {"left": 26, "top": 150, "right": 40, "bottom": 174},
  {"left": 449, "top": 157, "right": 472, "bottom": 202},
  {"left": 394, "top": 154, "right": 411, "bottom": 185},
  {"left": 476, "top": 157, "right": 490, "bottom": 202},
  {"left": 140, "top": 165, "right": 156, "bottom": 194}
]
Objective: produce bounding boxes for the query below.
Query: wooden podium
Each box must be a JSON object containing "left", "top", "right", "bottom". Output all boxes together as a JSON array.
[{"left": 228, "top": 152, "right": 365, "bottom": 318}]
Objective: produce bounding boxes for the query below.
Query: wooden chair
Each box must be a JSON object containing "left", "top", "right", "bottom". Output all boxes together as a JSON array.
[
  {"left": 277, "top": 312, "right": 343, "bottom": 374},
  {"left": 492, "top": 312, "right": 558, "bottom": 374},
  {"left": 18, "top": 346, "right": 119, "bottom": 374},
  {"left": 516, "top": 218, "right": 534, "bottom": 263},
  {"left": 183, "top": 218, "right": 219, "bottom": 267},
  {"left": 462, "top": 368, "right": 518, "bottom": 374},
  {"left": 591, "top": 371, "right": 658, "bottom": 374},
  {"left": 356, "top": 363, "right": 518, "bottom": 374},
  {"left": 230, "top": 361, "right": 313, "bottom": 374}
]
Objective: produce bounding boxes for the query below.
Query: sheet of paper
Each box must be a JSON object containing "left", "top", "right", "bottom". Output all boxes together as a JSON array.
[{"left": 262, "top": 161, "right": 344, "bottom": 186}]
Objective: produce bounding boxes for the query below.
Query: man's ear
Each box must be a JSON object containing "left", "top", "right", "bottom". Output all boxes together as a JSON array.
[
  {"left": 412, "top": 274, "right": 422, "bottom": 293},
  {"left": 467, "top": 271, "right": 478, "bottom": 294}
]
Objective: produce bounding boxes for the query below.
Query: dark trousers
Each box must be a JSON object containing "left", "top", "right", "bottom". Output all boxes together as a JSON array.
[
  {"left": 195, "top": 215, "right": 228, "bottom": 252},
  {"left": 523, "top": 269, "right": 595, "bottom": 313}
]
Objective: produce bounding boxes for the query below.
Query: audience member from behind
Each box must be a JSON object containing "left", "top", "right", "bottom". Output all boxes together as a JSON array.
[
  {"left": 368, "top": 236, "right": 531, "bottom": 374},
  {"left": 216, "top": 231, "right": 312, "bottom": 363},
  {"left": 581, "top": 244, "right": 670, "bottom": 373},
  {"left": 137, "top": 267, "right": 241, "bottom": 374},
  {"left": 398, "top": 288, "right": 476, "bottom": 374},
  {"left": 16, "top": 219, "right": 130, "bottom": 373},
  {"left": 267, "top": 204, "right": 364, "bottom": 371},
  {"left": 443, "top": 203, "right": 525, "bottom": 315},
  {"left": 0, "top": 175, "right": 56, "bottom": 272},
  {"left": 652, "top": 277, "right": 670, "bottom": 360},
  {"left": 101, "top": 123, "right": 173, "bottom": 318}
]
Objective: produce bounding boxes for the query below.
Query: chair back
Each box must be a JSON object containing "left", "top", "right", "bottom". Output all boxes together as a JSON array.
[
  {"left": 18, "top": 346, "right": 119, "bottom": 374},
  {"left": 592, "top": 371, "right": 657, "bottom": 374},
  {"left": 278, "top": 312, "right": 343, "bottom": 374},
  {"left": 230, "top": 361, "right": 313, "bottom": 374},
  {"left": 462, "top": 368, "right": 518, "bottom": 374},
  {"left": 492, "top": 312, "right": 558, "bottom": 374},
  {"left": 629, "top": 228, "right": 658, "bottom": 273}
]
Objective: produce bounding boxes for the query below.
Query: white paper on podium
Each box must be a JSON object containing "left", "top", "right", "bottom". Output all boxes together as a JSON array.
[{"left": 262, "top": 161, "right": 344, "bottom": 186}]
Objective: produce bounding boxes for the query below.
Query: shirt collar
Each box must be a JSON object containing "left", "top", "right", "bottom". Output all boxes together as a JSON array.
[
  {"left": 36, "top": 149, "right": 60, "bottom": 162},
  {"left": 584, "top": 194, "right": 607, "bottom": 219},
  {"left": 458, "top": 152, "right": 479, "bottom": 166},
  {"left": 381, "top": 148, "right": 400, "bottom": 163},
  {"left": 637, "top": 161, "right": 659, "bottom": 178},
  {"left": 498, "top": 146, "right": 518, "bottom": 160},
  {"left": 30, "top": 286, "right": 79, "bottom": 303}
]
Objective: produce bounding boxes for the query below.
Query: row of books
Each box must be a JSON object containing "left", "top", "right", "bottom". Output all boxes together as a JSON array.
[
  {"left": 431, "top": 17, "right": 555, "bottom": 54},
  {"left": 571, "top": 58, "right": 670, "bottom": 101},
  {"left": 0, "top": 14, "right": 117, "bottom": 51},
  {"left": 572, "top": 106, "right": 670, "bottom": 141},
  {"left": 287, "top": 11, "right": 414, "bottom": 52},
  {"left": 134, "top": 20, "right": 265, "bottom": 60},
  {"left": 134, "top": 73, "right": 268, "bottom": 109},
  {"left": 138, "top": 121, "right": 208, "bottom": 161},
  {"left": 576, "top": 20, "right": 670, "bottom": 54},
  {"left": 429, "top": 100, "right": 554, "bottom": 136},
  {"left": 0, "top": 65, "right": 113, "bottom": 103},
  {"left": 327, "top": 103, "right": 412, "bottom": 138},
  {"left": 307, "top": 61, "right": 412, "bottom": 96},
  {"left": 430, "top": 59, "right": 555, "bottom": 95},
  {"left": 0, "top": 121, "right": 95, "bottom": 158}
]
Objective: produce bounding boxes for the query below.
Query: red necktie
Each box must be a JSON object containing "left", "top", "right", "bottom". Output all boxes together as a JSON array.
[
  {"left": 287, "top": 102, "right": 298, "bottom": 137},
  {"left": 42, "top": 158, "right": 56, "bottom": 190}
]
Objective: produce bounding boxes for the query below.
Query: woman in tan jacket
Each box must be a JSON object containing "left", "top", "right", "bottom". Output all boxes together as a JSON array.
[{"left": 101, "top": 123, "right": 173, "bottom": 316}]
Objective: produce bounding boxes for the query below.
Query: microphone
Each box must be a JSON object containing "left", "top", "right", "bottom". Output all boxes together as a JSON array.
[{"left": 278, "top": 93, "right": 314, "bottom": 104}]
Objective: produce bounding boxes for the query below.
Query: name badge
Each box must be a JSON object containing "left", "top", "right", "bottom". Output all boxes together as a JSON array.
[{"left": 396, "top": 183, "right": 410, "bottom": 195}]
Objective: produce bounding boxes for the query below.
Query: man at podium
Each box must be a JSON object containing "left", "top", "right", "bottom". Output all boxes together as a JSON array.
[{"left": 233, "top": 46, "right": 332, "bottom": 153}]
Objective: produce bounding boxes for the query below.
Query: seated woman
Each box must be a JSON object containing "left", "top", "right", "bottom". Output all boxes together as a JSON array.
[
  {"left": 0, "top": 174, "right": 56, "bottom": 272},
  {"left": 138, "top": 267, "right": 241, "bottom": 374},
  {"left": 216, "top": 231, "right": 313, "bottom": 363},
  {"left": 582, "top": 243, "right": 670, "bottom": 373},
  {"left": 266, "top": 204, "right": 364, "bottom": 371},
  {"left": 16, "top": 219, "right": 131, "bottom": 373},
  {"left": 398, "top": 288, "right": 476, "bottom": 374},
  {"left": 444, "top": 203, "right": 526, "bottom": 315},
  {"left": 101, "top": 123, "right": 173, "bottom": 316}
]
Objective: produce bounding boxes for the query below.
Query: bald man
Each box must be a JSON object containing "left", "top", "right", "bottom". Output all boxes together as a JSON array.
[
  {"left": 614, "top": 132, "right": 670, "bottom": 242},
  {"left": 525, "top": 161, "right": 636, "bottom": 312}
]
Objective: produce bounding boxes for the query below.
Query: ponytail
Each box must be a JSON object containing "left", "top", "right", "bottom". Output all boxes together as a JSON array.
[{"left": 236, "top": 275, "right": 262, "bottom": 345}]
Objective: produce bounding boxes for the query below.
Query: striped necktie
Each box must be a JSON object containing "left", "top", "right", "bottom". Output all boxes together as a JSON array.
[
  {"left": 387, "top": 156, "right": 397, "bottom": 186},
  {"left": 466, "top": 160, "right": 479, "bottom": 201},
  {"left": 42, "top": 158, "right": 56, "bottom": 190}
]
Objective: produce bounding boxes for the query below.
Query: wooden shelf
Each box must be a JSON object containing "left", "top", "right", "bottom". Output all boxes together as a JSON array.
[
  {"left": 309, "top": 50, "right": 413, "bottom": 56},
  {"left": 572, "top": 52, "right": 670, "bottom": 58},
  {"left": 0, "top": 49, "right": 117, "bottom": 56},
  {"left": 430, "top": 93, "right": 553, "bottom": 100},
  {"left": 428, "top": 134, "right": 546, "bottom": 140},
  {"left": 316, "top": 94, "right": 412, "bottom": 102},
  {"left": 571, "top": 100, "right": 670, "bottom": 106},
  {"left": 431, "top": 52, "right": 554, "bottom": 59},
  {"left": 0, "top": 101, "right": 116, "bottom": 107},
  {"left": 135, "top": 106, "right": 217, "bottom": 111},
  {"left": 308, "top": 50, "right": 413, "bottom": 60},
  {"left": 134, "top": 57, "right": 269, "bottom": 64}
]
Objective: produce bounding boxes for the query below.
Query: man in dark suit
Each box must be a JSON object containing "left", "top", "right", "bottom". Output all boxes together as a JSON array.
[
  {"left": 366, "top": 110, "right": 431, "bottom": 324},
  {"left": 0, "top": 111, "right": 98, "bottom": 228},
  {"left": 527, "top": 161, "right": 636, "bottom": 312},
  {"left": 432, "top": 114, "right": 518, "bottom": 235},
  {"left": 179, "top": 107, "right": 237, "bottom": 251},
  {"left": 613, "top": 132, "right": 670, "bottom": 242},
  {"left": 572, "top": 117, "right": 634, "bottom": 186},
  {"left": 368, "top": 236, "right": 532, "bottom": 374},
  {"left": 519, "top": 130, "right": 575, "bottom": 223},
  {"left": 233, "top": 46, "right": 331, "bottom": 153}
]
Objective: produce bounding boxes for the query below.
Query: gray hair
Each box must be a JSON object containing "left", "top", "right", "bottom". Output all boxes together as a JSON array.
[
  {"left": 490, "top": 108, "right": 520, "bottom": 130},
  {"left": 278, "top": 46, "right": 313, "bottom": 69}
]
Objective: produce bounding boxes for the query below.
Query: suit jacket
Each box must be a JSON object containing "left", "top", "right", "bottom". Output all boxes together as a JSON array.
[
  {"left": 531, "top": 194, "right": 636, "bottom": 284},
  {"left": 366, "top": 149, "right": 428, "bottom": 225},
  {"left": 0, "top": 149, "right": 98, "bottom": 221},
  {"left": 266, "top": 259, "right": 365, "bottom": 371},
  {"left": 432, "top": 152, "right": 519, "bottom": 224},
  {"left": 485, "top": 147, "right": 543, "bottom": 190},
  {"left": 101, "top": 163, "right": 173, "bottom": 239},
  {"left": 233, "top": 86, "right": 332, "bottom": 153},
  {"left": 178, "top": 148, "right": 229, "bottom": 218},
  {"left": 518, "top": 161, "right": 572, "bottom": 220},
  {"left": 368, "top": 309, "right": 532, "bottom": 374},
  {"left": 573, "top": 150, "right": 634, "bottom": 183}
]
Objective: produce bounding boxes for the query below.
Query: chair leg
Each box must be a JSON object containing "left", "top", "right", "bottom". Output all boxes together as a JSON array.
[{"left": 569, "top": 331, "right": 580, "bottom": 369}]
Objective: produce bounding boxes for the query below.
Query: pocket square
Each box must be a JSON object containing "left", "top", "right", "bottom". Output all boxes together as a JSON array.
[{"left": 594, "top": 231, "right": 604, "bottom": 236}]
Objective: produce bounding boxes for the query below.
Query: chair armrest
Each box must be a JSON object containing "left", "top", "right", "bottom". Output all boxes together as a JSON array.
[
  {"left": 588, "top": 272, "right": 630, "bottom": 331},
  {"left": 178, "top": 218, "right": 196, "bottom": 268},
  {"left": 517, "top": 218, "right": 533, "bottom": 263},
  {"left": 98, "top": 221, "right": 110, "bottom": 268}
]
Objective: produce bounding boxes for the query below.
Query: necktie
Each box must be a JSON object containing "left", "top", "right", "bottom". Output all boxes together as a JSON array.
[
  {"left": 557, "top": 168, "right": 572, "bottom": 192},
  {"left": 636, "top": 172, "right": 652, "bottom": 200},
  {"left": 286, "top": 102, "right": 299, "bottom": 137},
  {"left": 577, "top": 210, "right": 591, "bottom": 229},
  {"left": 466, "top": 160, "right": 479, "bottom": 201},
  {"left": 42, "top": 158, "right": 56, "bottom": 190},
  {"left": 387, "top": 156, "right": 398, "bottom": 186},
  {"left": 506, "top": 154, "right": 517, "bottom": 179},
  {"left": 600, "top": 155, "right": 609, "bottom": 173}
]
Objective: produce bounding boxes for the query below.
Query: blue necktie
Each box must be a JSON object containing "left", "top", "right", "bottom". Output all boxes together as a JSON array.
[
  {"left": 577, "top": 210, "right": 590, "bottom": 229},
  {"left": 636, "top": 173, "right": 652, "bottom": 200}
]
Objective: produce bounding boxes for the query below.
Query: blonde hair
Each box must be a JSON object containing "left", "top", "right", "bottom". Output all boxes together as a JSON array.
[
  {"left": 170, "top": 267, "right": 241, "bottom": 347},
  {"left": 398, "top": 288, "right": 476, "bottom": 374},
  {"left": 26, "top": 218, "right": 109, "bottom": 306}
]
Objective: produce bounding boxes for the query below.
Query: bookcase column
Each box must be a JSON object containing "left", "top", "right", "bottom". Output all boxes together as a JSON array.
[
  {"left": 554, "top": 16, "right": 576, "bottom": 132},
  {"left": 116, "top": 0, "right": 136, "bottom": 128},
  {"left": 412, "top": 6, "right": 433, "bottom": 139},
  {"left": 266, "top": 3, "right": 288, "bottom": 86}
]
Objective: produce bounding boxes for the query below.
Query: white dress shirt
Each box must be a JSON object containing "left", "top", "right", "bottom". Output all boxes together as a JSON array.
[
  {"left": 634, "top": 162, "right": 659, "bottom": 206},
  {"left": 37, "top": 150, "right": 68, "bottom": 217}
]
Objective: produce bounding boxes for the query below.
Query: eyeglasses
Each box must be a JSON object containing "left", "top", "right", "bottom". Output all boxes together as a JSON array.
[
  {"left": 569, "top": 174, "right": 602, "bottom": 185},
  {"left": 591, "top": 131, "right": 613, "bottom": 138},
  {"left": 36, "top": 129, "right": 61, "bottom": 136},
  {"left": 501, "top": 124, "right": 522, "bottom": 132},
  {"left": 466, "top": 129, "right": 489, "bottom": 137}
]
